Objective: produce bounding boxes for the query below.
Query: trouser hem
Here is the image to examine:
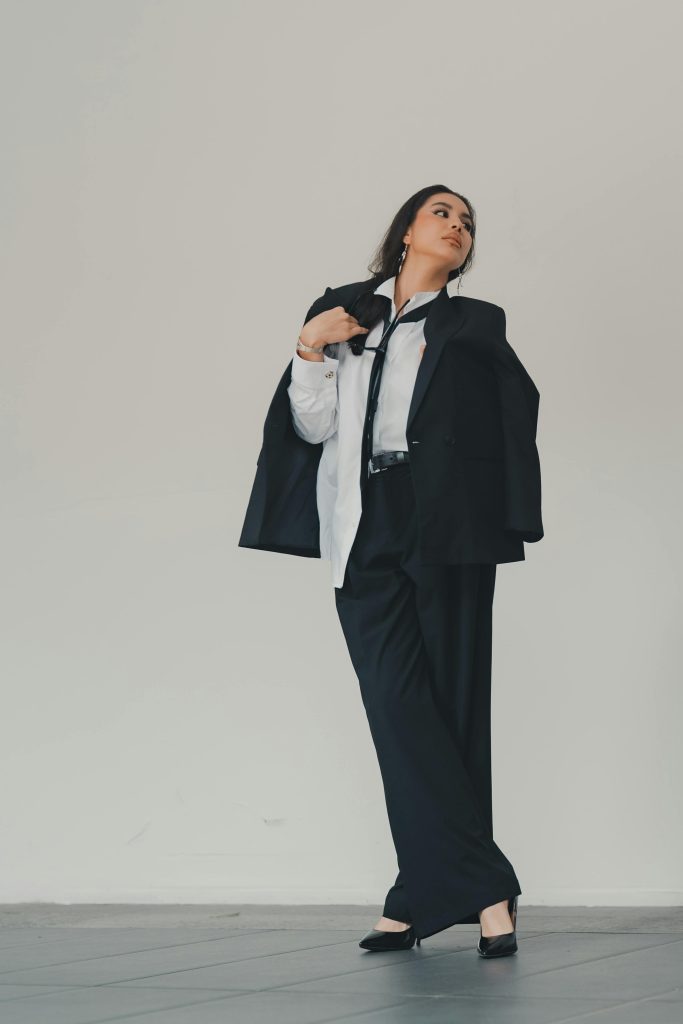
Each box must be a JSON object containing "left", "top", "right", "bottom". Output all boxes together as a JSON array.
[{"left": 413, "top": 885, "right": 522, "bottom": 941}]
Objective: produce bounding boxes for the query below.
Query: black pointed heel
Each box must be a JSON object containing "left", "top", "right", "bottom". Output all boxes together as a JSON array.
[
  {"left": 477, "top": 895, "right": 518, "bottom": 957},
  {"left": 358, "top": 923, "right": 421, "bottom": 951}
]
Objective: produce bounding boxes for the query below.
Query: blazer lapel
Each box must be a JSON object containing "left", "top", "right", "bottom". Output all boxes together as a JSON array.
[{"left": 406, "top": 286, "right": 468, "bottom": 432}]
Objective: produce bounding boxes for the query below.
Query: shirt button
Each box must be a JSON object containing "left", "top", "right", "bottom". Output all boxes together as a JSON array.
[{"left": 324, "top": 370, "right": 334, "bottom": 379}]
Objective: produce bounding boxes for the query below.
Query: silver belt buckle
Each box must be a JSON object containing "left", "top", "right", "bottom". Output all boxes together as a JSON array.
[{"left": 370, "top": 451, "right": 400, "bottom": 474}]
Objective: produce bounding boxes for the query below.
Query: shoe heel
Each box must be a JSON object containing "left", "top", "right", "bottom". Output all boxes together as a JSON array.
[{"left": 477, "top": 895, "right": 518, "bottom": 958}]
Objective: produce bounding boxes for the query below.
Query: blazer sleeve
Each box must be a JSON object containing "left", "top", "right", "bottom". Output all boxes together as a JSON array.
[
  {"left": 238, "top": 285, "right": 342, "bottom": 557},
  {"left": 491, "top": 307, "right": 544, "bottom": 543}
]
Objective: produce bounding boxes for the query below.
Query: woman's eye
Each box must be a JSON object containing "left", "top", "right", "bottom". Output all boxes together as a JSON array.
[{"left": 434, "top": 209, "right": 473, "bottom": 233}]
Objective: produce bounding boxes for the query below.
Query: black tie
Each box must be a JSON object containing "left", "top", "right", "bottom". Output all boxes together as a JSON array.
[{"left": 359, "top": 296, "right": 438, "bottom": 490}]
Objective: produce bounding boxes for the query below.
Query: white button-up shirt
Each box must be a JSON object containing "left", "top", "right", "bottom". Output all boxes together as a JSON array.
[{"left": 286, "top": 274, "right": 442, "bottom": 588}]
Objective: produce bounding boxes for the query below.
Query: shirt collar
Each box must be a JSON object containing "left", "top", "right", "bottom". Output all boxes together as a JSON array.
[{"left": 373, "top": 274, "right": 444, "bottom": 319}]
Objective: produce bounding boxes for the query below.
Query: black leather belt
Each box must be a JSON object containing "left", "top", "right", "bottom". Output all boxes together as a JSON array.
[{"left": 368, "top": 450, "right": 410, "bottom": 474}]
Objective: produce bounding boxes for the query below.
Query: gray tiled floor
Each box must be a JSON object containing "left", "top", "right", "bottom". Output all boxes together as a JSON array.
[{"left": 0, "top": 906, "right": 681, "bottom": 1023}]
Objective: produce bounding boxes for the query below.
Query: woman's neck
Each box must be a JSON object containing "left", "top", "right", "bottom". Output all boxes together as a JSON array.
[{"left": 394, "top": 266, "right": 447, "bottom": 313}]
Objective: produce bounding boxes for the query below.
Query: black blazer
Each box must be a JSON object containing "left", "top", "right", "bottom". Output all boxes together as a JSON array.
[{"left": 238, "top": 278, "right": 544, "bottom": 566}]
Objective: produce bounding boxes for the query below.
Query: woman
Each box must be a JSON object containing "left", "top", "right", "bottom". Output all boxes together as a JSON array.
[{"left": 239, "top": 183, "right": 544, "bottom": 955}]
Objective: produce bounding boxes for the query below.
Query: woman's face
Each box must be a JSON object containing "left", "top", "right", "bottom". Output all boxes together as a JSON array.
[{"left": 403, "top": 192, "right": 474, "bottom": 273}]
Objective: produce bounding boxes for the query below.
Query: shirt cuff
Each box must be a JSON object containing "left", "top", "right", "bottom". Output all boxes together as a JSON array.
[{"left": 291, "top": 349, "right": 339, "bottom": 387}]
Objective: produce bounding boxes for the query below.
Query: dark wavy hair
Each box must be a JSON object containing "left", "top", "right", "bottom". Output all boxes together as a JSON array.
[{"left": 346, "top": 184, "right": 476, "bottom": 350}]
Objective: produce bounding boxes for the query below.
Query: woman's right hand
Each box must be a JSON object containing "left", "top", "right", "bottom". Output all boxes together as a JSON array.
[{"left": 299, "top": 306, "right": 369, "bottom": 350}]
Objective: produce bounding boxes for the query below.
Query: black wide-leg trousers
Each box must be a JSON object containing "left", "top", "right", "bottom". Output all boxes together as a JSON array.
[{"left": 333, "top": 460, "right": 521, "bottom": 941}]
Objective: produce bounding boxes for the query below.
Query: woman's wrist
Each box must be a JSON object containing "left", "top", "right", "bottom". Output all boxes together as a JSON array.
[{"left": 296, "top": 336, "right": 325, "bottom": 361}]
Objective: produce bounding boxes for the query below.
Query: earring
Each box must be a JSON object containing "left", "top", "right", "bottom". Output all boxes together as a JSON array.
[
  {"left": 456, "top": 264, "right": 465, "bottom": 293},
  {"left": 397, "top": 243, "right": 407, "bottom": 273}
]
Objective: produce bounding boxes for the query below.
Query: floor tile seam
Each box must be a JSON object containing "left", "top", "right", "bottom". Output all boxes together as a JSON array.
[
  {"left": 40, "top": 988, "right": 255, "bottom": 1024},
  {"left": 0, "top": 928, "right": 276, "bottom": 973},
  {"left": 3, "top": 934, "right": 681, "bottom": 999},
  {"left": 261, "top": 932, "right": 617, "bottom": 993},
  {"left": 481, "top": 933, "right": 683, "bottom": 982},
  {"left": 539, "top": 987, "right": 683, "bottom": 1024},
  {"left": 267, "top": 935, "right": 683, "bottom": 996},
  {"left": 266, "top": 947, "right": 510, "bottom": 991},
  {"left": 522, "top": 929, "right": 683, "bottom": 935},
  {"left": 0, "top": 936, "right": 377, "bottom": 989},
  {"left": 0, "top": 929, "right": 304, "bottom": 980},
  {"left": 308, "top": 997, "right": 413, "bottom": 1023},
  {"left": 272, "top": 990, "right": 653, "bottom": 1005},
  {"left": 0, "top": 982, "right": 641, "bottom": 1006},
  {"left": 0, "top": 984, "right": 89, "bottom": 1005},
  {"left": 0, "top": 982, "right": 257, "bottom": 997},
  {"left": 2, "top": 980, "right": 678, "bottom": 1021}
]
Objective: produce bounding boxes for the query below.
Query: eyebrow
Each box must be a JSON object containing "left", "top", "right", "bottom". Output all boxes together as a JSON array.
[{"left": 430, "top": 201, "right": 473, "bottom": 222}]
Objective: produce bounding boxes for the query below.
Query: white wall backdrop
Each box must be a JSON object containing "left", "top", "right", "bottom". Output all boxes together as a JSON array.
[{"left": 1, "top": 0, "right": 681, "bottom": 907}]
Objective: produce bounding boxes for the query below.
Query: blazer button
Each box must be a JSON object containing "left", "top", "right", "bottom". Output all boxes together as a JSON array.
[
  {"left": 443, "top": 435, "right": 456, "bottom": 445},
  {"left": 324, "top": 370, "right": 335, "bottom": 379}
]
